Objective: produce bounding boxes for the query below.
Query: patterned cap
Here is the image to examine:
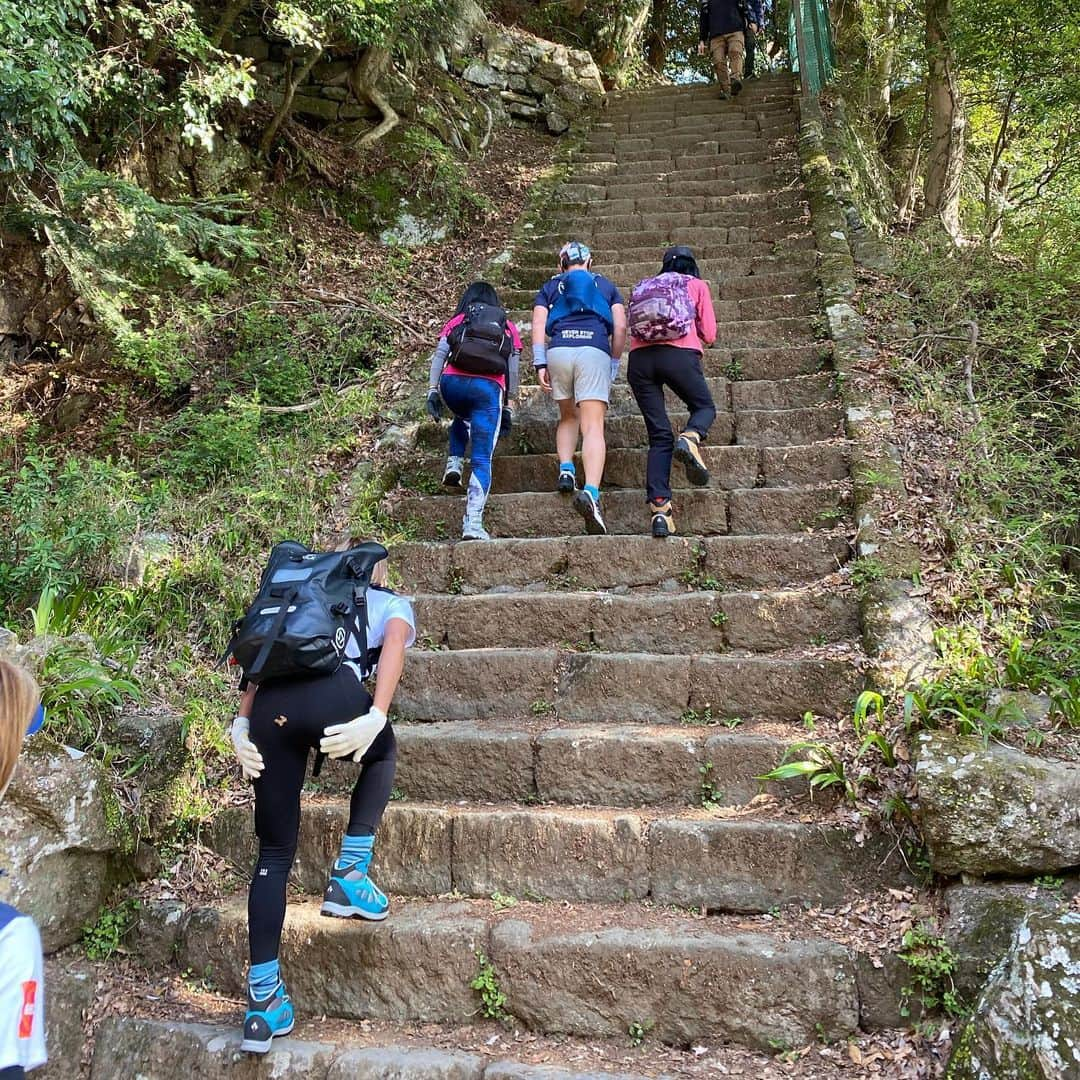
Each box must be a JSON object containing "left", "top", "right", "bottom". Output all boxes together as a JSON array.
[{"left": 559, "top": 240, "right": 592, "bottom": 266}]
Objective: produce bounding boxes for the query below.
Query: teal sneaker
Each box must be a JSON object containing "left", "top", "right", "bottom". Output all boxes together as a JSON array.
[
  {"left": 240, "top": 981, "right": 294, "bottom": 1054},
  {"left": 321, "top": 838, "right": 389, "bottom": 920}
]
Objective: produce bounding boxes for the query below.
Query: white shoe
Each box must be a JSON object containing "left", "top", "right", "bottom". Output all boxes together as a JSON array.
[{"left": 443, "top": 456, "right": 463, "bottom": 487}]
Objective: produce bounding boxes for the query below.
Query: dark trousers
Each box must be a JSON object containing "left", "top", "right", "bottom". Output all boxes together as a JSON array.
[
  {"left": 627, "top": 345, "right": 717, "bottom": 503},
  {"left": 745, "top": 26, "right": 757, "bottom": 76},
  {"left": 247, "top": 667, "right": 397, "bottom": 964}
]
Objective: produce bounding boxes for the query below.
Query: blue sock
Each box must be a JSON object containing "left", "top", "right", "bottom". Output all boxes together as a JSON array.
[
  {"left": 335, "top": 832, "right": 374, "bottom": 871},
  {"left": 559, "top": 461, "right": 575, "bottom": 474},
  {"left": 249, "top": 959, "right": 280, "bottom": 1002},
  {"left": 583, "top": 484, "right": 600, "bottom": 502}
]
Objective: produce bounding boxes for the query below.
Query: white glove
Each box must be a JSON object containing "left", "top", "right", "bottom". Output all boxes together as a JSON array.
[
  {"left": 230, "top": 716, "right": 264, "bottom": 780},
  {"left": 320, "top": 707, "right": 387, "bottom": 763}
]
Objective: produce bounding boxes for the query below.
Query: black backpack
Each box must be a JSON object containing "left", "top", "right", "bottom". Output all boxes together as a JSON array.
[
  {"left": 447, "top": 302, "right": 513, "bottom": 376},
  {"left": 227, "top": 540, "right": 387, "bottom": 685}
]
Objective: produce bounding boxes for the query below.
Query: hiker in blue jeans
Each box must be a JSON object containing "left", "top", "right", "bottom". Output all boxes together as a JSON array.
[{"left": 426, "top": 282, "right": 521, "bottom": 541}]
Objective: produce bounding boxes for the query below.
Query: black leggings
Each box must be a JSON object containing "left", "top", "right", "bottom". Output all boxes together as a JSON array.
[
  {"left": 628, "top": 344, "right": 718, "bottom": 503},
  {"left": 247, "top": 666, "right": 397, "bottom": 965}
]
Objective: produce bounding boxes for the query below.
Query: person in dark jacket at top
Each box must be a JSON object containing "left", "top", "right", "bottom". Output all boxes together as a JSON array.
[
  {"left": 743, "top": 0, "right": 766, "bottom": 78},
  {"left": 698, "top": 0, "right": 756, "bottom": 98}
]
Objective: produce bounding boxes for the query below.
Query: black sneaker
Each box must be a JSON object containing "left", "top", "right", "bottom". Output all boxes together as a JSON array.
[
  {"left": 717, "top": 89, "right": 730, "bottom": 100},
  {"left": 573, "top": 490, "right": 607, "bottom": 536},
  {"left": 557, "top": 468, "right": 576, "bottom": 494},
  {"left": 731, "top": 79, "right": 743, "bottom": 96},
  {"left": 651, "top": 501, "right": 675, "bottom": 538}
]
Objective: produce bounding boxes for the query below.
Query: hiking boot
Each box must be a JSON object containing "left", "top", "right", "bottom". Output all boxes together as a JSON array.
[
  {"left": 650, "top": 500, "right": 676, "bottom": 538},
  {"left": 322, "top": 838, "right": 390, "bottom": 921},
  {"left": 442, "top": 456, "right": 463, "bottom": 488},
  {"left": 557, "top": 467, "right": 577, "bottom": 494},
  {"left": 674, "top": 430, "right": 710, "bottom": 486},
  {"left": 241, "top": 981, "right": 295, "bottom": 1054},
  {"left": 573, "top": 489, "right": 607, "bottom": 536},
  {"left": 731, "top": 79, "right": 743, "bottom": 95}
]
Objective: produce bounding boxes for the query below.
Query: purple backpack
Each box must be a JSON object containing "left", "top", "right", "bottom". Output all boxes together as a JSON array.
[{"left": 628, "top": 272, "right": 696, "bottom": 342}]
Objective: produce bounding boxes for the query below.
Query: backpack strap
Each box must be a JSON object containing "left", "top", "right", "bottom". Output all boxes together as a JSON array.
[{"left": 247, "top": 584, "right": 300, "bottom": 682}]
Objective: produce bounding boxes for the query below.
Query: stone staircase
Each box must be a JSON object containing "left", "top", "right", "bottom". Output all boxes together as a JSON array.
[{"left": 95, "top": 76, "right": 915, "bottom": 1079}]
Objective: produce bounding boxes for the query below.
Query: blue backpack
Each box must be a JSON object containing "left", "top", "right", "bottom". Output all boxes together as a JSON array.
[{"left": 545, "top": 270, "right": 614, "bottom": 336}]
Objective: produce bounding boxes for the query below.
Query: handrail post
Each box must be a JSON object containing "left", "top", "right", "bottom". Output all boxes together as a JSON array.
[{"left": 791, "top": 0, "right": 812, "bottom": 98}]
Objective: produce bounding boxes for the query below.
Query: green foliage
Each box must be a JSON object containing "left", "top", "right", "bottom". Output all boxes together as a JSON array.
[
  {"left": 82, "top": 898, "right": 139, "bottom": 961},
  {"left": 898, "top": 924, "right": 964, "bottom": 1018},
  {"left": 490, "top": 891, "right": 518, "bottom": 911},
  {"left": 698, "top": 762, "right": 723, "bottom": 809},
  {"left": 757, "top": 740, "right": 861, "bottom": 802},
  {"left": 627, "top": 1020, "right": 651, "bottom": 1047},
  {"left": 680, "top": 705, "right": 714, "bottom": 726},
  {"left": 470, "top": 951, "right": 509, "bottom": 1020}
]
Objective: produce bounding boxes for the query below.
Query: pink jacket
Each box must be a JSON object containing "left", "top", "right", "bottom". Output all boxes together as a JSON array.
[{"left": 629, "top": 276, "right": 717, "bottom": 354}]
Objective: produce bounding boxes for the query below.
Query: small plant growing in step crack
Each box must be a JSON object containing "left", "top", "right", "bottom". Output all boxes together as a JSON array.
[
  {"left": 447, "top": 568, "right": 465, "bottom": 595},
  {"left": 724, "top": 358, "right": 744, "bottom": 380},
  {"left": 627, "top": 1020, "right": 652, "bottom": 1047},
  {"left": 471, "top": 952, "right": 509, "bottom": 1020},
  {"left": 490, "top": 891, "right": 518, "bottom": 911},
  {"left": 389, "top": 787, "right": 406, "bottom": 801},
  {"left": 756, "top": 741, "right": 861, "bottom": 803},
  {"left": 680, "top": 705, "right": 714, "bottom": 726},
  {"left": 698, "top": 763, "right": 723, "bottom": 809},
  {"left": 852, "top": 690, "right": 897, "bottom": 766},
  {"left": 848, "top": 556, "right": 887, "bottom": 597},
  {"left": 1033, "top": 874, "right": 1065, "bottom": 896},
  {"left": 709, "top": 609, "right": 728, "bottom": 628},
  {"left": 722, "top": 716, "right": 743, "bottom": 729},
  {"left": 83, "top": 899, "right": 140, "bottom": 961},
  {"left": 530, "top": 698, "right": 555, "bottom": 716},
  {"left": 897, "top": 924, "right": 963, "bottom": 1018}
]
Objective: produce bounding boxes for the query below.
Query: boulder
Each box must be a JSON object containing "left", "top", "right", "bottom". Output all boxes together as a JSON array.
[
  {"left": 0, "top": 739, "right": 125, "bottom": 952},
  {"left": 946, "top": 911, "right": 1080, "bottom": 1079},
  {"left": 943, "top": 880, "right": 1079, "bottom": 996},
  {"left": 40, "top": 961, "right": 94, "bottom": 1080},
  {"left": 461, "top": 61, "right": 506, "bottom": 89},
  {"left": 916, "top": 731, "right": 1080, "bottom": 877},
  {"left": 102, "top": 708, "right": 186, "bottom": 790}
]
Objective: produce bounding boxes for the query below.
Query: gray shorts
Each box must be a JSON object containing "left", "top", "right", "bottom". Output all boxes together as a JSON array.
[{"left": 547, "top": 345, "right": 612, "bottom": 404}]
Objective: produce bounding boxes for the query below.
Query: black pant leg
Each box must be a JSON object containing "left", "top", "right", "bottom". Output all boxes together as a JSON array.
[
  {"left": 248, "top": 696, "right": 309, "bottom": 966},
  {"left": 347, "top": 721, "right": 398, "bottom": 835},
  {"left": 745, "top": 27, "right": 757, "bottom": 75},
  {"left": 660, "top": 350, "right": 717, "bottom": 441},
  {"left": 629, "top": 349, "right": 676, "bottom": 503}
]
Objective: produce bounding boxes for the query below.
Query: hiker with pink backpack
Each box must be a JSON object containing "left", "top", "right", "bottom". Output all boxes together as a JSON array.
[{"left": 626, "top": 246, "right": 718, "bottom": 538}]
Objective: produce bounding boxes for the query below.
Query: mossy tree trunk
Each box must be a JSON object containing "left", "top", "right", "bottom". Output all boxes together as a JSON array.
[
  {"left": 348, "top": 45, "right": 398, "bottom": 148},
  {"left": 259, "top": 45, "right": 324, "bottom": 158},
  {"left": 922, "top": 0, "right": 965, "bottom": 241}
]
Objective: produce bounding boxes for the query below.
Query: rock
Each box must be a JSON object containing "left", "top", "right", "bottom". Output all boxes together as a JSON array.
[
  {"left": 861, "top": 578, "right": 936, "bottom": 688},
  {"left": 234, "top": 35, "right": 269, "bottom": 61},
  {"left": 546, "top": 112, "right": 570, "bottom": 135},
  {"left": 946, "top": 911, "right": 1080, "bottom": 1079},
  {"left": 0, "top": 627, "right": 16, "bottom": 657},
  {"left": 379, "top": 210, "right": 449, "bottom": 248},
  {"left": 289, "top": 92, "right": 342, "bottom": 122},
  {"left": 0, "top": 739, "right": 124, "bottom": 952},
  {"left": 461, "top": 61, "right": 506, "bottom": 88},
  {"left": 986, "top": 689, "right": 1053, "bottom": 726},
  {"left": 131, "top": 898, "right": 187, "bottom": 967},
  {"left": 190, "top": 137, "right": 256, "bottom": 197},
  {"left": 328, "top": 1047, "right": 485, "bottom": 1079},
  {"left": 40, "top": 961, "right": 94, "bottom": 1080},
  {"left": 115, "top": 530, "right": 175, "bottom": 587},
  {"left": 446, "top": 0, "right": 489, "bottom": 55},
  {"left": 55, "top": 391, "right": 95, "bottom": 432},
  {"left": 102, "top": 708, "right": 186, "bottom": 789},
  {"left": 943, "top": 880, "right": 1078, "bottom": 996},
  {"left": 916, "top": 731, "right": 1080, "bottom": 877}
]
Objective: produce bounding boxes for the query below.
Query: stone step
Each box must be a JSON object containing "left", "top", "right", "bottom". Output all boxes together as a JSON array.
[
  {"left": 413, "top": 586, "right": 859, "bottom": 653},
  {"left": 511, "top": 243, "right": 815, "bottom": 273},
  {"left": 386, "top": 720, "right": 800, "bottom": 808},
  {"left": 393, "top": 484, "right": 848, "bottom": 540},
  {"left": 395, "top": 647, "right": 863, "bottom": 723},
  {"left": 90, "top": 1016, "right": 675, "bottom": 1080},
  {"left": 578, "top": 154, "right": 799, "bottom": 181},
  {"left": 546, "top": 208, "right": 811, "bottom": 238},
  {"left": 412, "top": 442, "right": 848, "bottom": 496},
  {"left": 419, "top": 405, "right": 840, "bottom": 459},
  {"left": 391, "top": 532, "right": 850, "bottom": 594},
  {"left": 175, "top": 898, "right": 864, "bottom": 1048},
  {"left": 208, "top": 801, "right": 905, "bottom": 911},
  {"left": 562, "top": 162, "right": 800, "bottom": 202}
]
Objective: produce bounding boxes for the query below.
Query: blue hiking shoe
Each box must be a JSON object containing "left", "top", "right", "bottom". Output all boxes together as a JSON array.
[
  {"left": 240, "top": 981, "right": 294, "bottom": 1054},
  {"left": 321, "top": 839, "right": 389, "bottom": 920}
]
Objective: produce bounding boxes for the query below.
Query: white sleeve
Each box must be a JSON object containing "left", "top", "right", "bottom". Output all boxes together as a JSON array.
[
  {"left": 0, "top": 918, "right": 47, "bottom": 1071},
  {"left": 383, "top": 594, "right": 416, "bottom": 648}
]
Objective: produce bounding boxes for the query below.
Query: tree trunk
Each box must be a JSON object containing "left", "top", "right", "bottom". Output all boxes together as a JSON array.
[
  {"left": 349, "top": 46, "right": 399, "bottom": 148},
  {"left": 645, "top": 0, "right": 671, "bottom": 73},
  {"left": 922, "top": 0, "right": 965, "bottom": 241},
  {"left": 210, "top": 0, "right": 250, "bottom": 48},
  {"left": 597, "top": 0, "right": 652, "bottom": 80},
  {"left": 869, "top": 0, "right": 896, "bottom": 119},
  {"left": 259, "top": 46, "right": 323, "bottom": 159}
]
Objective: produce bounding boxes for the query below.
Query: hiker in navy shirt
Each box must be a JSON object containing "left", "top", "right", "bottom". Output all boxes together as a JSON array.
[
  {"left": 531, "top": 241, "right": 626, "bottom": 536},
  {"left": 698, "top": 0, "right": 749, "bottom": 98}
]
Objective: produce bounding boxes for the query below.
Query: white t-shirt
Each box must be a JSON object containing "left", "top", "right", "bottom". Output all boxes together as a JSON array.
[
  {"left": 0, "top": 904, "right": 46, "bottom": 1072},
  {"left": 344, "top": 587, "right": 416, "bottom": 680}
]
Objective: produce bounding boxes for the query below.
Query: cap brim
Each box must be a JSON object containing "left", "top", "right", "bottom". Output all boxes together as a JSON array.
[{"left": 26, "top": 703, "right": 45, "bottom": 736}]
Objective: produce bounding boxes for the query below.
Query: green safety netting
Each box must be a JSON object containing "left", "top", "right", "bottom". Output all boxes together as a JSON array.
[{"left": 788, "top": 0, "right": 836, "bottom": 95}]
